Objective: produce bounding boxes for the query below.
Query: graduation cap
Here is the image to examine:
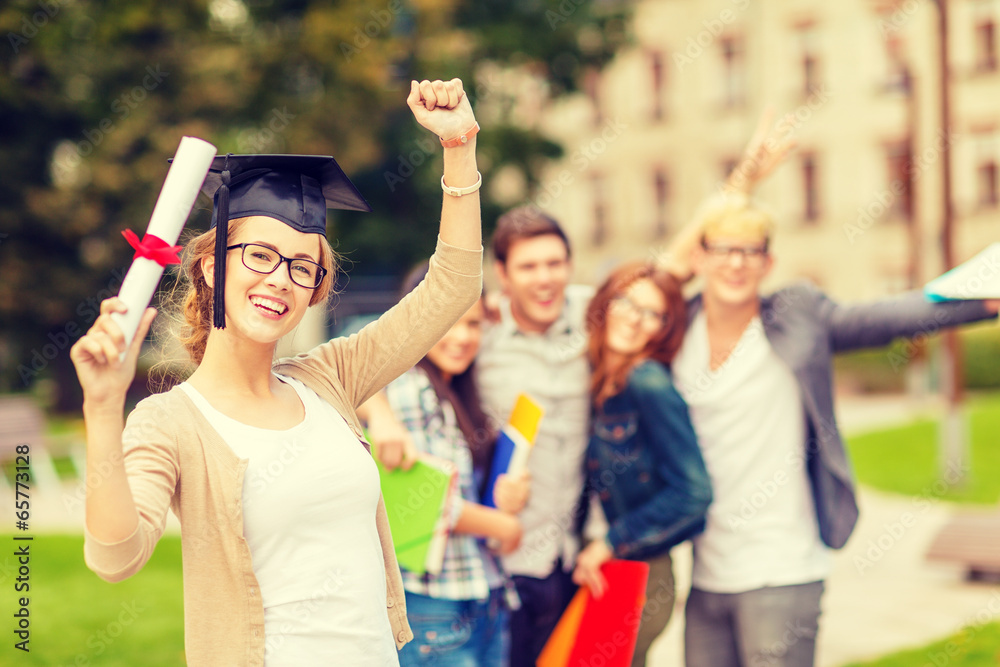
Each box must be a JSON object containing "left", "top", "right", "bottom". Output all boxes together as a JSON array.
[{"left": 198, "top": 154, "right": 372, "bottom": 329}]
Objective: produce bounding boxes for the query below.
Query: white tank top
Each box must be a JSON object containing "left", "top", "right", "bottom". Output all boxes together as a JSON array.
[{"left": 179, "top": 374, "right": 398, "bottom": 666}]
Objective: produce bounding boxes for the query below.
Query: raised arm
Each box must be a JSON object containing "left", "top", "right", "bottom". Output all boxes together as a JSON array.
[
  {"left": 71, "top": 298, "right": 180, "bottom": 582},
  {"left": 289, "top": 79, "right": 484, "bottom": 406},
  {"left": 69, "top": 298, "right": 157, "bottom": 544},
  {"left": 814, "top": 286, "right": 999, "bottom": 353},
  {"left": 657, "top": 108, "right": 796, "bottom": 281},
  {"left": 722, "top": 107, "right": 798, "bottom": 195},
  {"left": 407, "top": 78, "right": 481, "bottom": 252}
]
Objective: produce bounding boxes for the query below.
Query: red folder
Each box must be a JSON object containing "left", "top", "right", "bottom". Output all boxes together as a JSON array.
[{"left": 537, "top": 559, "right": 650, "bottom": 667}]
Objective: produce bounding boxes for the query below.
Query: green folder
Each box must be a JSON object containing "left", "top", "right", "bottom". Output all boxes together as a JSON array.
[{"left": 374, "top": 454, "right": 456, "bottom": 576}]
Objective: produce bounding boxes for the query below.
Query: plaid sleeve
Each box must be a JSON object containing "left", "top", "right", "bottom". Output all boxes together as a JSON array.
[{"left": 384, "top": 369, "right": 434, "bottom": 456}]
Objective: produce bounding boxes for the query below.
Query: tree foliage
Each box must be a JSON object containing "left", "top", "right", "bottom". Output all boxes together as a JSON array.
[{"left": 0, "top": 0, "right": 630, "bottom": 405}]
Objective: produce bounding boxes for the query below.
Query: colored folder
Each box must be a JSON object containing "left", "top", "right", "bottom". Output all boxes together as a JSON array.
[
  {"left": 374, "top": 453, "right": 457, "bottom": 576},
  {"left": 537, "top": 559, "right": 651, "bottom": 667},
  {"left": 483, "top": 394, "right": 543, "bottom": 508},
  {"left": 924, "top": 242, "right": 1000, "bottom": 301}
]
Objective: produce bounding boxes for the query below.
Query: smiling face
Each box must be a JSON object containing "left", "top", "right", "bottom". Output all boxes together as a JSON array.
[
  {"left": 495, "top": 234, "right": 571, "bottom": 334},
  {"left": 694, "top": 231, "right": 773, "bottom": 309},
  {"left": 202, "top": 216, "right": 324, "bottom": 345},
  {"left": 426, "top": 299, "right": 485, "bottom": 382},
  {"left": 604, "top": 278, "right": 667, "bottom": 359}
]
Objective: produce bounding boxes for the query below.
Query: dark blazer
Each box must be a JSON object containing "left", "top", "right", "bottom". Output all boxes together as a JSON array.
[{"left": 687, "top": 283, "right": 995, "bottom": 549}]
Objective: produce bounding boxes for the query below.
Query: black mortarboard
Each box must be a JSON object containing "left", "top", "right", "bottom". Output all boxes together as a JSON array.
[{"left": 196, "top": 154, "right": 372, "bottom": 329}]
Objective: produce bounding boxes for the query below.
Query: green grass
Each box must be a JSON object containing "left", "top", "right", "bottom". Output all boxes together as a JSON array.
[
  {"left": 842, "top": 622, "right": 1000, "bottom": 666},
  {"left": 847, "top": 394, "right": 1000, "bottom": 505},
  {"left": 0, "top": 534, "right": 184, "bottom": 666}
]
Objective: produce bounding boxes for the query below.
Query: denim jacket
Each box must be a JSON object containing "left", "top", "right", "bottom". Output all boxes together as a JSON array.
[{"left": 587, "top": 360, "right": 712, "bottom": 561}]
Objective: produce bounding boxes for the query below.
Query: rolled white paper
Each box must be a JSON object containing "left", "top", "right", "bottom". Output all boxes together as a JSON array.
[{"left": 111, "top": 136, "right": 217, "bottom": 356}]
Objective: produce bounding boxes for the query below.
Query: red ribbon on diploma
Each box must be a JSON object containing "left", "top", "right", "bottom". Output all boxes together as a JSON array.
[{"left": 122, "top": 229, "right": 182, "bottom": 266}]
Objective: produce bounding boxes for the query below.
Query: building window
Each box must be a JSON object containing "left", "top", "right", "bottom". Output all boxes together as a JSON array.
[
  {"left": 885, "top": 141, "right": 914, "bottom": 222},
  {"left": 585, "top": 68, "right": 603, "bottom": 126},
  {"left": 976, "top": 20, "right": 998, "bottom": 72},
  {"left": 591, "top": 173, "right": 607, "bottom": 246},
  {"left": 721, "top": 157, "right": 739, "bottom": 183},
  {"left": 649, "top": 50, "right": 665, "bottom": 121},
  {"left": 797, "top": 23, "right": 820, "bottom": 98},
  {"left": 801, "top": 153, "right": 820, "bottom": 223},
  {"left": 652, "top": 167, "right": 669, "bottom": 238},
  {"left": 978, "top": 161, "right": 999, "bottom": 208},
  {"left": 720, "top": 35, "right": 746, "bottom": 108},
  {"left": 882, "top": 33, "right": 911, "bottom": 94}
]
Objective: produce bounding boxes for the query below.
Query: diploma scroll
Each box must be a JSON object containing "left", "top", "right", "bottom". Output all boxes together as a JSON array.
[{"left": 111, "top": 136, "right": 217, "bottom": 355}]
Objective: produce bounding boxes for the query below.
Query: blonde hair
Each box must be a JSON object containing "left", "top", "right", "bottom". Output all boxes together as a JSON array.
[
  {"left": 695, "top": 192, "right": 775, "bottom": 246},
  {"left": 151, "top": 218, "right": 337, "bottom": 386}
]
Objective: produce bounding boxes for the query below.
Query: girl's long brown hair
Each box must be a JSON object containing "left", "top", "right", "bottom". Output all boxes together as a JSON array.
[{"left": 586, "top": 261, "right": 686, "bottom": 408}]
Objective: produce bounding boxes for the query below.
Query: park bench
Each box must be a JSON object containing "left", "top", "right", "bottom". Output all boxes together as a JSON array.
[
  {"left": 926, "top": 511, "right": 1000, "bottom": 582},
  {"left": 0, "top": 395, "right": 65, "bottom": 494}
]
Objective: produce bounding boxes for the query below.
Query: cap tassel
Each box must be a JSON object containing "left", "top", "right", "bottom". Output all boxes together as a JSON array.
[{"left": 212, "top": 165, "right": 231, "bottom": 329}]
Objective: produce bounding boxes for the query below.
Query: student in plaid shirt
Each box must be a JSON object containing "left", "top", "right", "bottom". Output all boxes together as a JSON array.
[{"left": 381, "top": 262, "right": 531, "bottom": 667}]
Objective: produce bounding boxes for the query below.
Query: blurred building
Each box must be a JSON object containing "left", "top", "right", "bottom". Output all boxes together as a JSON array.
[{"left": 529, "top": 0, "right": 1000, "bottom": 299}]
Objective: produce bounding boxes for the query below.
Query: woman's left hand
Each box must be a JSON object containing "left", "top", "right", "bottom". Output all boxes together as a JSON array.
[
  {"left": 406, "top": 78, "right": 477, "bottom": 143},
  {"left": 572, "top": 539, "right": 613, "bottom": 598}
]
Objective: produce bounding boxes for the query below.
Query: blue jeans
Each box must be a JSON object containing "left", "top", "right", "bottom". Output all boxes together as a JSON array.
[{"left": 398, "top": 588, "right": 509, "bottom": 667}]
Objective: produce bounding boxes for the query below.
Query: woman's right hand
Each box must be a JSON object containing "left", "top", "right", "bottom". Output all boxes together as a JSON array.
[{"left": 70, "top": 298, "right": 156, "bottom": 406}]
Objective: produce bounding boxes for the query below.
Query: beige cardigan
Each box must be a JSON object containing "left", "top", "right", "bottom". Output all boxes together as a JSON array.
[{"left": 84, "top": 238, "right": 483, "bottom": 666}]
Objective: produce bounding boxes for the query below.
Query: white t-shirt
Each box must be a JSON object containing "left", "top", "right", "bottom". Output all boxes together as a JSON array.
[
  {"left": 178, "top": 375, "right": 398, "bottom": 666},
  {"left": 672, "top": 313, "right": 830, "bottom": 593}
]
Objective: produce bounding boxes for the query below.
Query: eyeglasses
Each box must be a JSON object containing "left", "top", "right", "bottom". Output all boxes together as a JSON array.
[
  {"left": 701, "top": 241, "right": 769, "bottom": 264},
  {"left": 227, "top": 243, "right": 328, "bottom": 289},
  {"left": 609, "top": 295, "right": 666, "bottom": 329}
]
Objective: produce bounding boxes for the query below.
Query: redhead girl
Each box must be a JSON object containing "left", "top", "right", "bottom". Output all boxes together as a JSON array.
[
  {"left": 70, "top": 79, "right": 483, "bottom": 666},
  {"left": 572, "top": 262, "right": 712, "bottom": 667}
]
